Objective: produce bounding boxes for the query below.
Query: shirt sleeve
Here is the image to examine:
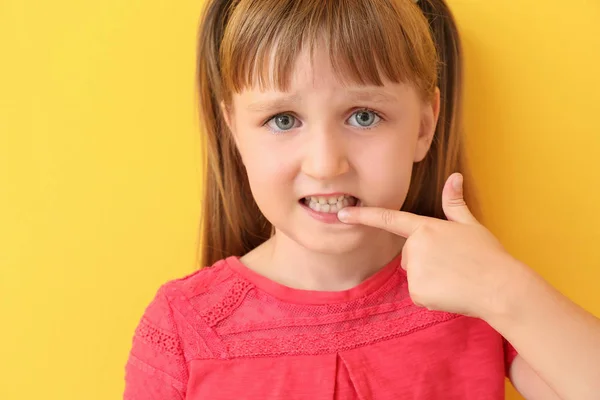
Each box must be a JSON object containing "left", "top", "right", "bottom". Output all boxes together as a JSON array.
[
  {"left": 503, "top": 337, "right": 518, "bottom": 378},
  {"left": 124, "top": 285, "right": 188, "bottom": 400}
]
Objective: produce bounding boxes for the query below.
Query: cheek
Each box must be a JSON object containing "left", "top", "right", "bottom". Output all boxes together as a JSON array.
[
  {"left": 352, "top": 133, "right": 417, "bottom": 209},
  {"left": 244, "top": 145, "right": 296, "bottom": 185},
  {"left": 238, "top": 138, "right": 298, "bottom": 212}
]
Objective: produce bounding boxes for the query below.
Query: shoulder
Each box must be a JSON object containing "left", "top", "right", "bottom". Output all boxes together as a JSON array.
[
  {"left": 160, "top": 258, "right": 235, "bottom": 296},
  {"left": 151, "top": 257, "right": 247, "bottom": 316},
  {"left": 131, "top": 257, "right": 250, "bottom": 357},
  {"left": 141, "top": 256, "right": 256, "bottom": 336}
]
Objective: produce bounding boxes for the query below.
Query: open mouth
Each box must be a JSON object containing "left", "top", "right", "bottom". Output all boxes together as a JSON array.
[{"left": 299, "top": 194, "right": 360, "bottom": 214}]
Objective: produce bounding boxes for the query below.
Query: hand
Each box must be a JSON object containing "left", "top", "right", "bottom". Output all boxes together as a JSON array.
[{"left": 337, "top": 173, "right": 523, "bottom": 319}]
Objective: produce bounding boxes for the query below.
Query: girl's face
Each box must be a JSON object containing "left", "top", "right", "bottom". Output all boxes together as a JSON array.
[{"left": 224, "top": 45, "right": 439, "bottom": 255}]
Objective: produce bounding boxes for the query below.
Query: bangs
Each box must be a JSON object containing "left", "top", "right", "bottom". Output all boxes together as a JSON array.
[{"left": 220, "top": 0, "right": 438, "bottom": 96}]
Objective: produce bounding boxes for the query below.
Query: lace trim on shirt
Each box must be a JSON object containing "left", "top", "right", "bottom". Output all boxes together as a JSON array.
[
  {"left": 223, "top": 310, "right": 459, "bottom": 358},
  {"left": 218, "top": 300, "right": 413, "bottom": 336},
  {"left": 200, "top": 279, "right": 253, "bottom": 327},
  {"left": 136, "top": 318, "right": 184, "bottom": 357}
]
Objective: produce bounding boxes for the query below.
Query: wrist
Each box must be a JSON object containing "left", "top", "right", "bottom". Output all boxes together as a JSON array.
[{"left": 479, "top": 256, "right": 539, "bottom": 330}]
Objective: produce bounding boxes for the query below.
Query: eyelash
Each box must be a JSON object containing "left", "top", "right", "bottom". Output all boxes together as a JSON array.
[{"left": 263, "top": 108, "right": 384, "bottom": 134}]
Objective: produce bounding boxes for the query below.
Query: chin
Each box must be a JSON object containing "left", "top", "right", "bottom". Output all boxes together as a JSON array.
[{"left": 285, "top": 228, "right": 369, "bottom": 256}]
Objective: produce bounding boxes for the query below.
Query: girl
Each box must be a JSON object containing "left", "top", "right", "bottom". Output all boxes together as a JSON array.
[{"left": 124, "top": 0, "right": 600, "bottom": 398}]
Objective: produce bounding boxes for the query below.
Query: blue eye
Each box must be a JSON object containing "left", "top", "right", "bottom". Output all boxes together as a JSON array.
[
  {"left": 348, "top": 109, "right": 381, "bottom": 128},
  {"left": 266, "top": 113, "right": 299, "bottom": 132}
]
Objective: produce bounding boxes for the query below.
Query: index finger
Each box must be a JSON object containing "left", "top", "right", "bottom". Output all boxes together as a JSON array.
[{"left": 337, "top": 206, "right": 425, "bottom": 238}]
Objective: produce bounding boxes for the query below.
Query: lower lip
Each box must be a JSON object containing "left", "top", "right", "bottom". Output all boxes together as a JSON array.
[{"left": 300, "top": 202, "right": 347, "bottom": 224}]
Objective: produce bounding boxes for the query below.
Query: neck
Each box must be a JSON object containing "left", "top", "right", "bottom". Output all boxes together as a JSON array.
[{"left": 241, "top": 230, "right": 404, "bottom": 292}]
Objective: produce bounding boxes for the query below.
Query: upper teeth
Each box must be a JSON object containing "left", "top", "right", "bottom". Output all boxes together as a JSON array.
[
  {"left": 308, "top": 195, "right": 346, "bottom": 205},
  {"left": 304, "top": 195, "right": 357, "bottom": 214}
]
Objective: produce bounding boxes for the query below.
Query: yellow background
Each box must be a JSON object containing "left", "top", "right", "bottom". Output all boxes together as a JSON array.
[{"left": 1, "top": 0, "right": 598, "bottom": 399}]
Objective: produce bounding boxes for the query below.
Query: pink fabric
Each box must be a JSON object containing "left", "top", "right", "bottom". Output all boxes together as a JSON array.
[{"left": 125, "top": 255, "right": 517, "bottom": 399}]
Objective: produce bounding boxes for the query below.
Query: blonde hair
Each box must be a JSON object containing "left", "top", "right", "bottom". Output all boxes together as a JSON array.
[{"left": 196, "top": 0, "right": 472, "bottom": 267}]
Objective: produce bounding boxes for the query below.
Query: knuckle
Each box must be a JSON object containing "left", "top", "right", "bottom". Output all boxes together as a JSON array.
[
  {"left": 380, "top": 210, "right": 395, "bottom": 226},
  {"left": 445, "top": 197, "right": 467, "bottom": 208},
  {"left": 419, "top": 221, "right": 436, "bottom": 236},
  {"left": 420, "top": 220, "right": 432, "bottom": 230}
]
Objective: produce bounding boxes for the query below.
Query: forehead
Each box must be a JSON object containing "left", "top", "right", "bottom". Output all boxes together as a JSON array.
[
  {"left": 226, "top": 32, "right": 406, "bottom": 100},
  {"left": 243, "top": 42, "right": 404, "bottom": 95},
  {"left": 274, "top": 44, "right": 351, "bottom": 90}
]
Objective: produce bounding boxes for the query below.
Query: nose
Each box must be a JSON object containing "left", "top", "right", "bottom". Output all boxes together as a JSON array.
[{"left": 301, "top": 125, "right": 350, "bottom": 181}]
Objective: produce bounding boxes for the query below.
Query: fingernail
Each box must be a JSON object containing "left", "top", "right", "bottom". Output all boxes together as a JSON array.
[
  {"left": 453, "top": 174, "right": 463, "bottom": 191},
  {"left": 337, "top": 209, "right": 351, "bottom": 222}
]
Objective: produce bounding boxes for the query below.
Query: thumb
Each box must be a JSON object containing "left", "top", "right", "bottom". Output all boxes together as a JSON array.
[{"left": 442, "top": 173, "right": 477, "bottom": 224}]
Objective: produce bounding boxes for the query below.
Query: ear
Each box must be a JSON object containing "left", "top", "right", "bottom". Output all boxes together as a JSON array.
[
  {"left": 220, "top": 100, "right": 242, "bottom": 149},
  {"left": 220, "top": 100, "right": 233, "bottom": 133},
  {"left": 414, "top": 87, "right": 440, "bottom": 162},
  {"left": 220, "top": 100, "right": 246, "bottom": 166}
]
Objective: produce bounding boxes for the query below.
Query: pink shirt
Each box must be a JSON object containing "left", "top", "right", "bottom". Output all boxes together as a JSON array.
[{"left": 124, "top": 255, "right": 517, "bottom": 399}]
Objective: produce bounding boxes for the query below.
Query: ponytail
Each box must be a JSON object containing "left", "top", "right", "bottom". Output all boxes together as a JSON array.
[
  {"left": 402, "top": 0, "right": 478, "bottom": 219},
  {"left": 196, "top": 0, "right": 271, "bottom": 267}
]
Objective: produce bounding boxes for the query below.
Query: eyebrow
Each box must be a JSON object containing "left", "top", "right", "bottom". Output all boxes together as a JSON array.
[
  {"left": 246, "top": 94, "right": 302, "bottom": 113},
  {"left": 246, "top": 89, "right": 398, "bottom": 113},
  {"left": 345, "top": 89, "right": 399, "bottom": 104}
]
